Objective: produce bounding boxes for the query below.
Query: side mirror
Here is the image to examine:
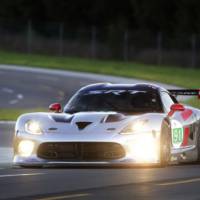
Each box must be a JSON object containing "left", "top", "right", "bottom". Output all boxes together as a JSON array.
[
  {"left": 49, "top": 103, "right": 62, "bottom": 113},
  {"left": 170, "top": 103, "right": 185, "bottom": 112},
  {"left": 168, "top": 103, "right": 185, "bottom": 117}
]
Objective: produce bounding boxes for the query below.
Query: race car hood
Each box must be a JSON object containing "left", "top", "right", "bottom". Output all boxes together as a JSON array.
[{"left": 16, "top": 111, "right": 165, "bottom": 141}]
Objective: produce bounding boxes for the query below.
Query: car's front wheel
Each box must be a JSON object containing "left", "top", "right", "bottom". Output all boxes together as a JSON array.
[
  {"left": 159, "top": 120, "right": 171, "bottom": 167},
  {"left": 196, "top": 127, "right": 200, "bottom": 162}
]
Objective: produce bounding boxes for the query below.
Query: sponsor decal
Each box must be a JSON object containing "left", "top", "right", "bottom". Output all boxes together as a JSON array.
[
  {"left": 171, "top": 120, "right": 184, "bottom": 148},
  {"left": 172, "top": 128, "right": 184, "bottom": 146}
]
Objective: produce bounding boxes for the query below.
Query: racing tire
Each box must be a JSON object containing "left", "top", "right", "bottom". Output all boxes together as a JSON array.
[
  {"left": 159, "top": 120, "right": 171, "bottom": 167},
  {"left": 196, "top": 128, "right": 200, "bottom": 162}
]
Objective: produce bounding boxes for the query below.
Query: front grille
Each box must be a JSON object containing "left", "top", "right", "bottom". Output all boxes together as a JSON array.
[{"left": 37, "top": 142, "right": 125, "bottom": 161}]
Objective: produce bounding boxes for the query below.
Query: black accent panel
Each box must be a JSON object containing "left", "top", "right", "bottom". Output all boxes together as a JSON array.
[
  {"left": 76, "top": 122, "right": 92, "bottom": 130},
  {"left": 189, "top": 125, "right": 195, "bottom": 140},
  {"left": 105, "top": 114, "right": 126, "bottom": 123},
  {"left": 52, "top": 115, "right": 73, "bottom": 123},
  {"left": 37, "top": 142, "right": 126, "bottom": 161},
  {"left": 168, "top": 89, "right": 199, "bottom": 96},
  {"left": 48, "top": 128, "right": 58, "bottom": 131}
]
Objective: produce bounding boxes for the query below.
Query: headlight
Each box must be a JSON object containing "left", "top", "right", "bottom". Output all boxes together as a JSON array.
[
  {"left": 120, "top": 119, "right": 148, "bottom": 135},
  {"left": 126, "top": 133, "right": 159, "bottom": 162},
  {"left": 25, "top": 121, "right": 43, "bottom": 135},
  {"left": 18, "top": 140, "right": 34, "bottom": 157}
]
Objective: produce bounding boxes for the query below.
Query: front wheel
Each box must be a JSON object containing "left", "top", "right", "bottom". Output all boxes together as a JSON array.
[
  {"left": 196, "top": 128, "right": 200, "bottom": 162},
  {"left": 159, "top": 120, "right": 171, "bottom": 167}
]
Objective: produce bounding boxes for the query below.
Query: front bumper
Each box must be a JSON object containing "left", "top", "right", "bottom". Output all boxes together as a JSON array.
[
  {"left": 13, "top": 155, "right": 160, "bottom": 167},
  {"left": 13, "top": 132, "right": 161, "bottom": 167},
  {"left": 13, "top": 145, "right": 160, "bottom": 167}
]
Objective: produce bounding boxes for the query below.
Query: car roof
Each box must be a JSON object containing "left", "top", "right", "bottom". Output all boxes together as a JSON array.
[{"left": 79, "top": 83, "right": 168, "bottom": 93}]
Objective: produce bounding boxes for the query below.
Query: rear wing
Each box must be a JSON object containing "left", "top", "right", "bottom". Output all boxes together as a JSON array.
[{"left": 168, "top": 89, "right": 200, "bottom": 99}]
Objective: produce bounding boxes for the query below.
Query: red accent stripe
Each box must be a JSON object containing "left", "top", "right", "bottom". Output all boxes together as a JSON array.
[
  {"left": 181, "top": 127, "right": 190, "bottom": 146},
  {"left": 181, "top": 109, "right": 193, "bottom": 121},
  {"left": 168, "top": 110, "right": 174, "bottom": 117}
]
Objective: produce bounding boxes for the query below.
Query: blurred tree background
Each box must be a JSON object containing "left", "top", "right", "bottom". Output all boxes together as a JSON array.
[
  {"left": 0, "top": 0, "right": 200, "bottom": 67},
  {"left": 0, "top": 0, "right": 200, "bottom": 34}
]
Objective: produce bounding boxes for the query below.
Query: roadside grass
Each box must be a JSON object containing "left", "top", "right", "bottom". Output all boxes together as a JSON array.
[
  {"left": 183, "top": 98, "right": 200, "bottom": 108},
  {"left": 0, "top": 51, "right": 200, "bottom": 88},
  {"left": 0, "top": 108, "right": 47, "bottom": 121},
  {"left": 0, "top": 50, "right": 199, "bottom": 120}
]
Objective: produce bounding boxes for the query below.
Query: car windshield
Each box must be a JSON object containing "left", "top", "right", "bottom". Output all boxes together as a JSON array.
[{"left": 64, "top": 89, "right": 163, "bottom": 114}]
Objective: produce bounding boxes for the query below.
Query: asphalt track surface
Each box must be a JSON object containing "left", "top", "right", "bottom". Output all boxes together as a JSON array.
[{"left": 1, "top": 65, "right": 200, "bottom": 200}]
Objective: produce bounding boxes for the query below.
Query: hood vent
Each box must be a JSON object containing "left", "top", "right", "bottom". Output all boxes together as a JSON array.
[
  {"left": 76, "top": 122, "right": 92, "bottom": 130},
  {"left": 52, "top": 115, "right": 73, "bottom": 123}
]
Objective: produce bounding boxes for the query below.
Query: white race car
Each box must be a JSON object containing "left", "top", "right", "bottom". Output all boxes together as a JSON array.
[{"left": 13, "top": 83, "right": 200, "bottom": 167}]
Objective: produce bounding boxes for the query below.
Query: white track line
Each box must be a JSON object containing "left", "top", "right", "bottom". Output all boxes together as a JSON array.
[
  {"left": 9, "top": 93, "right": 24, "bottom": 105},
  {"left": 0, "top": 173, "right": 44, "bottom": 178},
  {"left": 17, "top": 94, "right": 24, "bottom": 99},
  {"left": 157, "top": 178, "right": 200, "bottom": 186},
  {"left": 2, "top": 88, "right": 14, "bottom": 94},
  {"left": 37, "top": 193, "right": 91, "bottom": 200}
]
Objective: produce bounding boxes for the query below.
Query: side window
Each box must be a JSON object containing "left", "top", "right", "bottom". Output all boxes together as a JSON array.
[{"left": 161, "top": 92, "right": 175, "bottom": 113}]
